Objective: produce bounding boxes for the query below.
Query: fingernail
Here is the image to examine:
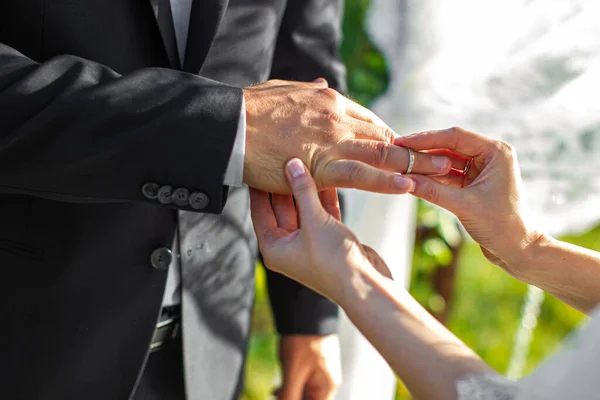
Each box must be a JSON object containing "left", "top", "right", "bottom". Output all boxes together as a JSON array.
[
  {"left": 395, "top": 175, "right": 415, "bottom": 192},
  {"left": 314, "top": 77, "right": 327, "bottom": 83},
  {"left": 432, "top": 155, "right": 450, "bottom": 170},
  {"left": 393, "top": 137, "right": 404, "bottom": 146},
  {"left": 286, "top": 158, "right": 306, "bottom": 179}
]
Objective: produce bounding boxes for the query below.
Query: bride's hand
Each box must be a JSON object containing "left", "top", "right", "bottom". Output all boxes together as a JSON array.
[
  {"left": 397, "top": 127, "right": 544, "bottom": 279},
  {"left": 250, "top": 158, "right": 392, "bottom": 303}
]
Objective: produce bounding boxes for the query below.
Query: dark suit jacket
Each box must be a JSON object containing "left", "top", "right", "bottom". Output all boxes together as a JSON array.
[{"left": 0, "top": 0, "right": 345, "bottom": 399}]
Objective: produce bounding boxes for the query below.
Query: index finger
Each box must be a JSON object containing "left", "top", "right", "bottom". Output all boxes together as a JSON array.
[{"left": 395, "top": 127, "right": 496, "bottom": 157}]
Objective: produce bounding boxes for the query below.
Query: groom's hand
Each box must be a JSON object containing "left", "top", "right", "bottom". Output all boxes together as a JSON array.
[
  {"left": 275, "top": 334, "right": 341, "bottom": 400},
  {"left": 243, "top": 79, "right": 451, "bottom": 194}
]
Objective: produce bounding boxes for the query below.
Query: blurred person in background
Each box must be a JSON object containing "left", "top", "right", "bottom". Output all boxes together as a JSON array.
[
  {"left": 0, "top": 1, "right": 451, "bottom": 399},
  {"left": 252, "top": 126, "right": 600, "bottom": 400}
]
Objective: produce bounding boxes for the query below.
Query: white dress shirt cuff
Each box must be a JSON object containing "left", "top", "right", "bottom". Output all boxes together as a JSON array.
[{"left": 223, "top": 97, "right": 246, "bottom": 187}]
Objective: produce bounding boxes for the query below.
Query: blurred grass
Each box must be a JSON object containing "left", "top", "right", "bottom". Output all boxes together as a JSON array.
[{"left": 241, "top": 0, "right": 598, "bottom": 398}]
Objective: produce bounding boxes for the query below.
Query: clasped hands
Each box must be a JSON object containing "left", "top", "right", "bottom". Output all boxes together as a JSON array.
[
  {"left": 243, "top": 78, "right": 452, "bottom": 195},
  {"left": 245, "top": 78, "right": 543, "bottom": 399},
  {"left": 242, "top": 79, "right": 452, "bottom": 400},
  {"left": 244, "top": 79, "right": 539, "bottom": 292}
]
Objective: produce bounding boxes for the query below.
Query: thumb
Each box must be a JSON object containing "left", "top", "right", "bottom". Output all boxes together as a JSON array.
[
  {"left": 409, "top": 175, "right": 463, "bottom": 214},
  {"left": 285, "top": 158, "right": 326, "bottom": 226}
]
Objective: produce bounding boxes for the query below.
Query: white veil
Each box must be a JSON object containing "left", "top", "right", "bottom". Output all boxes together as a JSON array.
[{"left": 375, "top": 0, "right": 600, "bottom": 235}]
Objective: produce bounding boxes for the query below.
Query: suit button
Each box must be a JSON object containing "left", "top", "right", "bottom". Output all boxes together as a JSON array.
[
  {"left": 141, "top": 182, "right": 160, "bottom": 200},
  {"left": 157, "top": 185, "right": 174, "bottom": 204},
  {"left": 150, "top": 247, "right": 172, "bottom": 270},
  {"left": 189, "top": 192, "right": 209, "bottom": 210},
  {"left": 172, "top": 188, "right": 190, "bottom": 207}
]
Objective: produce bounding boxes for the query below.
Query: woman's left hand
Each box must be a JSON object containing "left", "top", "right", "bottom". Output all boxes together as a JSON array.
[
  {"left": 252, "top": 160, "right": 499, "bottom": 400},
  {"left": 250, "top": 158, "right": 393, "bottom": 303}
]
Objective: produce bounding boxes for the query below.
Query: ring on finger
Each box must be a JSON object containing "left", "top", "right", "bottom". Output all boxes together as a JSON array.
[
  {"left": 405, "top": 147, "right": 415, "bottom": 174},
  {"left": 463, "top": 157, "right": 474, "bottom": 175}
]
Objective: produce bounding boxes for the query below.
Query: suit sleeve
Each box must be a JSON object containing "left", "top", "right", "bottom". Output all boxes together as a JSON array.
[
  {"left": 0, "top": 43, "right": 243, "bottom": 213},
  {"left": 265, "top": 0, "right": 346, "bottom": 336}
]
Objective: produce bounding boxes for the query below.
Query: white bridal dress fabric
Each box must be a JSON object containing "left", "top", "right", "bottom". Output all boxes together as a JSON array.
[
  {"left": 456, "top": 306, "right": 600, "bottom": 400},
  {"left": 337, "top": 0, "right": 600, "bottom": 399}
]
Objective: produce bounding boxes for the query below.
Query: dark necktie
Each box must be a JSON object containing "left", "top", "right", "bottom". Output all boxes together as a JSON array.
[{"left": 154, "top": 0, "right": 181, "bottom": 69}]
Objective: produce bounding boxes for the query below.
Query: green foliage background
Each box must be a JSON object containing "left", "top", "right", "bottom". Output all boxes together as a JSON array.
[{"left": 242, "top": 0, "right": 592, "bottom": 398}]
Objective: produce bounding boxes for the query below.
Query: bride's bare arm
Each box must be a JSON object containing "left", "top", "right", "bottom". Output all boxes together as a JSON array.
[
  {"left": 337, "top": 262, "right": 496, "bottom": 400},
  {"left": 515, "top": 235, "right": 600, "bottom": 313}
]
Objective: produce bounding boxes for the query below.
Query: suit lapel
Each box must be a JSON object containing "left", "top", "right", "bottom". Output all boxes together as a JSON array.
[
  {"left": 148, "top": 0, "right": 181, "bottom": 69},
  {"left": 183, "top": 0, "right": 229, "bottom": 74}
]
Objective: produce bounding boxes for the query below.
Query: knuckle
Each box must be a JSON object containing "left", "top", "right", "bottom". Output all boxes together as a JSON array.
[
  {"left": 319, "top": 109, "right": 344, "bottom": 127},
  {"left": 320, "top": 87, "right": 340, "bottom": 101},
  {"left": 372, "top": 141, "right": 391, "bottom": 167},
  {"left": 495, "top": 140, "right": 515, "bottom": 157},
  {"left": 381, "top": 127, "right": 395, "bottom": 142},
  {"left": 449, "top": 126, "right": 466, "bottom": 134},
  {"left": 346, "top": 162, "right": 365, "bottom": 182}
]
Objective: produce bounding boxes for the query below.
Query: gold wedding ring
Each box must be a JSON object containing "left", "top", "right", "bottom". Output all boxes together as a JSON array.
[{"left": 405, "top": 148, "right": 415, "bottom": 174}]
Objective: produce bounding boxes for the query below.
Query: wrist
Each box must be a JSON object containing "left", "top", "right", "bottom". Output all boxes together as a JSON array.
[
  {"left": 335, "top": 258, "right": 393, "bottom": 311},
  {"left": 506, "top": 230, "right": 553, "bottom": 282}
]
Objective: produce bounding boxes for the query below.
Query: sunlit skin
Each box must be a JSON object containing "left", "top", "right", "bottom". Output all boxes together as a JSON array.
[
  {"left": 243, "top": 78, "right": 455, "bottom": 399},
  {"left": 242, "top": 79, "right": 452, "bottom": 195},
  {"left": 251, "top": 127, "right": 600, "bottom": 400}
]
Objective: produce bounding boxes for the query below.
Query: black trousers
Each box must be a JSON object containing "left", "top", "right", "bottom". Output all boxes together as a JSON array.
[{"left": 133, "top": 335, "right": 186, "bottom": 400}]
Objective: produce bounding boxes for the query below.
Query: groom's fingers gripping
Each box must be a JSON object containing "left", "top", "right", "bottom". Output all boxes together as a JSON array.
[
  {"left": 320, "top": 160, "right": 415, "bottom": 194},
  {"left": 319, "top": 189, "right": 342, "bottom": 221},
  {"left": 395, "top": 127, "right": 495, "bottom": 157},
  {"left": 336, "top": 139, "right": 452, "bottom": 176},
  {"left": 271, "top": 194, "right": 298, "bottom": 231},
  {"left": 249, "top": 188, "right": 279, "bottom": 241},
  {"left": 285, "top": 158, "right": 327, "bottom": 226}
]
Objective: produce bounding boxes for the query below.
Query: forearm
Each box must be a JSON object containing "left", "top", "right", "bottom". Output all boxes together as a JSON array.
[
  {"left": 518, "top": 234, "right": 600, "bottom": 314},
  {"left": 0, "top": 43, "right": 241, "bottom": 210},
  {"left": 336, "top": 264, "right": 494, "bottom": 400}
]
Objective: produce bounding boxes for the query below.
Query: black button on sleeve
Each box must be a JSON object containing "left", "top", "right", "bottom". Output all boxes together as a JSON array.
[
  {"left": 172, "top": 188, "right": 190, "bottom": 207},
  {"left": 150, "top": 247, "right": 172, "bottom": 270},
  {"left": 141, "top": 182, "right": 160, "bottom": 200},
  {"left": 157, "top": 185, "right": 174, "bottom": 204},
  {"left": 189, "top": 192, "right": 209, "bottom": 210}
]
